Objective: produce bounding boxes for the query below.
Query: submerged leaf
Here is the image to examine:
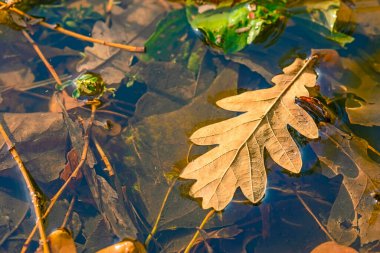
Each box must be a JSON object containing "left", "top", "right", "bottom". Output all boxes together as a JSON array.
[
  {"left": 180, "top": 57, "right": 319, "bottom": 210},
  {"left": 311, "top": 123, "right": 380, "bottom": 245},
  {"left": 96, "top": 239, "right": 146, "bottom": 253},
  {"left": 0, "top": 113, "right": 67, "bottom": 184}
]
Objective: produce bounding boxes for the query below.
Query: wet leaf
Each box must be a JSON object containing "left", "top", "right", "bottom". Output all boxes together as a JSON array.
[
  {"left": 120, "top": 62, "right": 243, "bottom": 237},
  {"left": 76, "top": 0, "right": 168, "bottom": 85},
  {"left": 186, "top": 0, "right": 287, "bottom": 53},
  {"left": 290, "top": 0, "right": 355, "bottom": 46},
  {"left": 0, "top": 113, "right": 67, "bottom": 184},
  {"left": 36, "top": 228, "right": 77, "bottom": 253},
  {"left": 311, "top": 123, "right": 380, "bottom": 245},
  {"left": 96, "top": 239, "right": 146, "bottom": 253},
  {"left": 180, "top": 57, "right": 319, "bottom": 210},
  {"left": 310, "top": 241, "right": 358, "bottom": 253}
]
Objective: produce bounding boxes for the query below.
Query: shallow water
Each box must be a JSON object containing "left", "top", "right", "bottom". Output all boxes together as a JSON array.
[{"left": 0, "top": 0, "right": 380, "bottom": 252}]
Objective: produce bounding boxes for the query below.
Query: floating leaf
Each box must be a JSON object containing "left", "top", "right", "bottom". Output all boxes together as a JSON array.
[
  {"left": 186, "top": 0, "right": 287, "bottom": 53},
  {"left": 180, "top": 57, "right": 319, "bottom": 210}
]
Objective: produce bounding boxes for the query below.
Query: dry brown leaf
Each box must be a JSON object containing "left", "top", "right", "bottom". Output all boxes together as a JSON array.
[
  {"left": 180, "top": 57, "right": 319, "bottom": 210},
  {"left": 310, "top": 241, "right": 358, "bottom": 253}
]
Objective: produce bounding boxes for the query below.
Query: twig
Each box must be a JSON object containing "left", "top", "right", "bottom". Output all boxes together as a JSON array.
[
  {"left": 0, "top": 206, "right": 29, "bottom": 246},
  {"left": 61, "top": 195, "right": 76, "bottom": 228},
  {"left": 145, "top": 179, "right": 177, "bottom": 247},
  {"left": 0, "top": 2, "right": 145, "bottom": 52},
  {"left": 184, "top": 209, "right": 216, "bottom": 253},
  {"left": 294, "top": 191, "right": 335, "bottom": 242},
  {"left": 92, "top": 135, "right": 114, "bottom": 176},
  {"left": 21, "top": 30, "right": 62, "bottom": 85},
  {"left": 21, "top": 101, "right": 98, "bottom": 253},
  {"left": 0, "top": 123, "right": 50, "bottom": 253}
]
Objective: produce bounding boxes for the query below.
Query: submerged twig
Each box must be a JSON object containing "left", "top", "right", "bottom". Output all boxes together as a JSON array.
[
  {"left": 145, "top": 179, "right": 177, "bottom": 247},
  {"left": 21, "top": 100, "right": 98, "bottom": 253},
  {"left": 184, "top": 209, "right": 216, "bottom": 253},
  {"left": 0, "top": 123, "right": 50, "bottom": 253},
  {"left": 0, "top": 206, "right": 29, "bottom": 246},
  {"left": 295, "top": 191, "right": 335, "bottom": 242},
  {"left": 92, "top": 136, "right": 115, "bottom": 176},
  {"left": 21, "top": 30, "right": 62, "bottom": 85},
  {"left": 61, "top": 195, "right": 76, "bottom": 228},
  {"left": 0, "top": 2, "right": 145, "bottom": 52}
]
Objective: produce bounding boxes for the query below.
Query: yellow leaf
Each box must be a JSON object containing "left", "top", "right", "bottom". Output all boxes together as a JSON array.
[
  {"left": 180, "top": 57, "right": 319, "bottom": 210},
  {"left": 310, "top": 241, "right": 358, "bottom": 253}
]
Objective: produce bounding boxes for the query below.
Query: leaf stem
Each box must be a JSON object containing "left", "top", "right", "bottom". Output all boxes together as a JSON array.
[
  {"left": 0, "top": 123, "right": 50, "bottom": 253},
  {"left": 0, "top": 2, "right": 145, "bottom": 52},
  {"left": 184, "top": 209, "right": 216, "bottom": 253}
]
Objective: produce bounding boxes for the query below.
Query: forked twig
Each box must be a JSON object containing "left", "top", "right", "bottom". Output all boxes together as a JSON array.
[
  {"left": 0, "top": 124, "right": 50, "bottom": 253},
  {"left": 0, "top": 2, "right": 145, "bottom": 52}
]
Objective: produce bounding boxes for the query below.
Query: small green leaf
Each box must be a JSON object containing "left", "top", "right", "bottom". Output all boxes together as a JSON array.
[{"left": 72, "top": 89, "right": 80, "bottom": 99}]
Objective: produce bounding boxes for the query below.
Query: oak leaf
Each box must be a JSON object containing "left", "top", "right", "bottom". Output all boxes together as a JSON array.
[{"left": 180, "top": 57, "right": 319, "bottom": 210}]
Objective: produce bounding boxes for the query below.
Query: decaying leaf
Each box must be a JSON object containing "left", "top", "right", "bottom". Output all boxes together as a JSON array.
[
  {"left": 310, "top": 241, "right": 358, "bottom": 253},
  {"left": 180, "top": 57, "right": 319, "bottom": 210},
  {"left": 311, "top": 123, "right": 380, "bottom": 245},
  {"left": 0, "top": 113, "right": 67, "bottom": 184}
]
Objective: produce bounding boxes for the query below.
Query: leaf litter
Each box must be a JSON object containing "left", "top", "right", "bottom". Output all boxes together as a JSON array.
[{"left": 0, "top": 0, "right": 380, "bottom": 252}]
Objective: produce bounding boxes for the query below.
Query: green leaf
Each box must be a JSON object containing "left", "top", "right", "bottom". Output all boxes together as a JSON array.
[
  {"left": 72, "top": 88, "right": 80, "bottom": 99},
  {"left": 186, "top": 0, "right": 287, "bottom": 53}
]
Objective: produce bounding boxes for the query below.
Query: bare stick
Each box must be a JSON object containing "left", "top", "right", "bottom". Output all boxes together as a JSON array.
[
  {"left": 0, "top": 206, "right": 29, "bottom": 246},
  {"left": 295, "top": 191, "right": 335, "bottom": 242},
  {"left": 21, "top": 30, "right": 62, "bottom": 85},
  {"left": 92, "top": 135, "right": 115, "bottom": 176},
  {"left": 145, "top": 179, "right": 177, "bottom": 247},
  {"left": 0, "top": 2, "right": 145, "bottom": 52},
  {"left": 0, "top": 124, "right": 50, "bottom": 253},
  {"left": 21, "top": 101, "right": 98, "bottom": 253},
  {"left": 61, "top": 195, "right": 76, "bottom": 228},
  {"left": 184, "top": 209, "right": 216, "bottom": 253}
]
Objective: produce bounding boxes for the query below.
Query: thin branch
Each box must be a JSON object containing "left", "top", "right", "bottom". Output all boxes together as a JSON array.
[
  {"left": 92, "top": 135, "right": 115, "bottom": 176},
  {"left": 184, "top": 209, "right": 216, "bottom": 253},
  {"left": 295, "top": 191, "right": 335, "bottom": 242},
  {"left": 0, "top": 123, "right": 50, "bottom": 253},
  {"left": 21, "top": 30, "right": 62, "bottom": 85},
  {"left": 21, "top": 101, "right": 98, "bottom": 253},
  {"left": 145, "top": 179, "right": 177, "bottom": 247},
  {"left": 61, "top": 195, "right": 76, "bottom": 228},
  {"left": 0, "top": 206, "right": 29, "bottom": 246},
  {"left": 0, "top": 2, "right": 145, "bottom": 52}
]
